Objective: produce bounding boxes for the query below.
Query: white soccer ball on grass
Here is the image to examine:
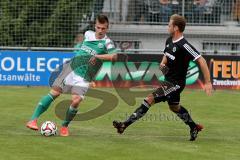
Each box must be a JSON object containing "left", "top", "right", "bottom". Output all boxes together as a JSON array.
[{"left": 40, "top": 121, "right": 57, "bottom": 137}]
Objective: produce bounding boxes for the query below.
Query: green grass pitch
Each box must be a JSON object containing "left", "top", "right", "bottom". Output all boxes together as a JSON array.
[{"left": 0, "top": 87, "right": 239, "bottom": 160}]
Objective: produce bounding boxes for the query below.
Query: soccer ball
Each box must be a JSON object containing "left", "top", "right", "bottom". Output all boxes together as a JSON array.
[{"left": 40, "top": 121, "right": 57, "bottom": 136}]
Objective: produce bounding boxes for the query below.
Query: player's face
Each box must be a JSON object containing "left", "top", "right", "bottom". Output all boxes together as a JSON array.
[
  {"left": 95, "top": 20, "right": 109, "bottom": 39},
  {"left": 168, "top": 20, "right": 175, "bottom": 36}
]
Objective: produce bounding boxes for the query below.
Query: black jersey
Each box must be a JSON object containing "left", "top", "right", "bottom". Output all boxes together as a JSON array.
[{"left": 164, "top": 36, "right": 201, "bottom": 86}]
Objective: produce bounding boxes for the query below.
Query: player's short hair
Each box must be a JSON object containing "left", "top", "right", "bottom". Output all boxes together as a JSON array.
[
  {"left": 96, "top": 14, "right": 109, "bottom": 25},
  {"left": 170, "top": 14, "right": 186, "bottom": 32}
]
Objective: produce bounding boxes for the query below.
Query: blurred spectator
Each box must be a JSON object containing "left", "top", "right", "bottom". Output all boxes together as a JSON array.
[
  {"left": 178, "top": 0, "right": 194, "bottom": 22},
  {"left": 145, "top": 0, "right": 162, "bottom": 22},
  {"left": 159, "top": 0, "right": 173, "bottom": 22},
  {"left": 205, "top": 0, "right": 222, "bottom": 24},
  {"left": 92, "top": 0, "right": 104, "bottom": 20},
  {"left": 171, "top": 0, "right": 180, "bottom": 14},
  {"left": 205, "top": 0, "right": 216, "bottom": 8},
  {"left": 233, "top": 0, "right": 240, "bottom": 23},
  {"left": 119, "top": 0, "right": 129, "bottom": 22},
  {"left": 192, "top": 0, "right": 221, "bottom": 24},
  {"left": 221, "top": 0, "right": 234, "bottom": 21},
  {"left": 194, "top": 0, "right": 208, "bottom": 6},
  {"left": 127, "top": 0, "right": 146, "bottom": 22},
  {"left": 145, "top": 0, "right": 173, "bottom": 23},
  {"left": 125, "top": 0, "right": 222, "bottom": 24},
  {"left": 193, "top": 0, "right": 208, "bottom": 23}
]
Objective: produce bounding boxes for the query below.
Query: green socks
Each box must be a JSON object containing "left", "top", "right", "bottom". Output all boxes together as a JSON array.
[
  {"left": 62, "top": 106, "right": 78, "bottom": 127},
  {"left": 31, "top": 93, "right": 78, "bottom": 127},
  {"left": 31, "top": 93, "right": 55, "bottom": 120}
]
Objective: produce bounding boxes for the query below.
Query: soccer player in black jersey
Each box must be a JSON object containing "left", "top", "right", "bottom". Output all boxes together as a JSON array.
[{"left": 113, "top": 14, "right": 213, "bottom": 141}]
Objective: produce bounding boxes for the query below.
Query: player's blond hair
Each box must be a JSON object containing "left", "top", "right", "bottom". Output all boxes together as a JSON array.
[{"left": 170, "top": 14, "right": 186, "bottom": 32}]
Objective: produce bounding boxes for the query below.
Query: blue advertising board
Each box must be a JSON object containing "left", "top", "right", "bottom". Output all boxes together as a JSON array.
[{"left": 0, "top": 50, "right": 74, "bottom": 86}]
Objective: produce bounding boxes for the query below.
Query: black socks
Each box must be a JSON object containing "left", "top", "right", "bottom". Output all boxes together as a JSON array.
[
  {"left": 124, "top": 100, "right": 150, "bottom": 127},
  {"left": 174, "top": 105, "right": 196, "bottom": 129}
]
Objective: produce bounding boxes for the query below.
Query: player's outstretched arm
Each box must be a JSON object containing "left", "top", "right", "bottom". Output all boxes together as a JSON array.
[
  {"left": 95, "top": 53, "right": 128, "bottom": 62},
  {"left": 160, "top": 55, "right": 167, "bottom": 66},
  {"left": 159, "top": 55, "right": 169, "bottom": 75},
  {"left": 196, "top": 56, "right": 213, "bottom": 96}
]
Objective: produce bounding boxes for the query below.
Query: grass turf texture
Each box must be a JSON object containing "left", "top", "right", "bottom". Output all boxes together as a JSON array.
[{"left": 0, "top": 87, "right": 239, "bottom": 160}]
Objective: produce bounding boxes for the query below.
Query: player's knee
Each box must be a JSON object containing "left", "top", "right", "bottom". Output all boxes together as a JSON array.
[
  {"left": 169, "top": 104, "right": 180, "bottom": 112},
  {"left": 50, "top": 88, "right": 61, "bottom": 97},
  {"left": 145, "top": 94, "right": 155, "bottom": 106},
  {"left": 71, "top": 95, "right": 82, "bottom": 106}
]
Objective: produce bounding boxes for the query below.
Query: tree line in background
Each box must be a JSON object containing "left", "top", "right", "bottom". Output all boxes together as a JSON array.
[{"left": 0, "top": 0, "right": 93, "bottom": 47}]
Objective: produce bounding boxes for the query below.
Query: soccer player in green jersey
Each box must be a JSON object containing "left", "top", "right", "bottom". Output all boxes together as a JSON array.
[{"left": 26, "top": 14, "right": 123, "bottom": 136}]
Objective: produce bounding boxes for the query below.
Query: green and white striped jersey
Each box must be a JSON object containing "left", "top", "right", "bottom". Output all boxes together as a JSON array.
[{"left": 71, "top": 30, "right": 116, "bottom": 82}]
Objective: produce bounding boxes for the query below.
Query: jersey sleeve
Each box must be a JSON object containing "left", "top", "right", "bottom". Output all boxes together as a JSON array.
[
  {"left": 163, "top": 37, "right": 171, "bottom": 55},
  {"left": 73, "top": 42, "right": 82, "bottom": 55},
  {"left": 84, "top": 30, "right": 93, "bottom": 39},
  {"left": 182, "top": 42, "right": 201, "bottom": 61},
  {"left": 74, "top": 43, "right": 82, "bottom": 49},
  {"left": 105, "top": 38, "right": 117, "bottom": 54}
]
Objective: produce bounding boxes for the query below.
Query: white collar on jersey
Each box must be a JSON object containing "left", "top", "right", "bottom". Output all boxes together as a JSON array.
[
  {"left": 85, "top": 30, "right": 108, "bottom": 41},
  {"left": 172, "top": 36, "right": 184, "bottom": 43}
]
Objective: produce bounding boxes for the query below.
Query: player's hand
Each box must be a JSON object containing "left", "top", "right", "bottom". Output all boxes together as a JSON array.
[
  {"left": 204, "top": 82, "right": 213, "bottom": 96},
  {"left": 112, "top": 54, "right": 128, "bottom": 62},
  {"left": 90, "top": 81, "right": 96, "bottom": 88},
  {"left": 89, "top": 56, "right": 97, "bottom": 65},
  {"left": 159, "top": 64, "right": 169, "bottom": 75}
]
